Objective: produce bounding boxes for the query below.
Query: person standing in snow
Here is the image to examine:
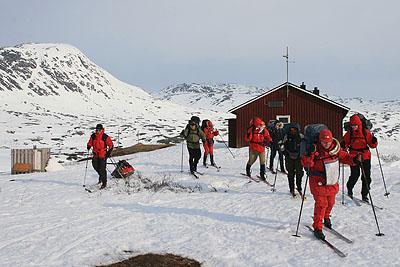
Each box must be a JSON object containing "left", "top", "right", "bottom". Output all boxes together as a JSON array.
[
  {"left": 181, "top": 117, "right": 206, "bottom": 175},
  {"left": 342, "top": 114, "right": 378, "bottom": 202},
  {"left": 244, "top": 117, "right": 272, "bottom": 181},
  {"left": 87, "top": 124, "right": 114, "bottom": 189},
  {"left": 201, "top": 120, "right": 219, "bottom": 167},
  {"left": 301, "top": 129, "right": 359, "bottom": 240},
  {"left": 269, "top": 121, "right": 286, "bottom": 173},
  {"left": 281, "top": 124, "right": 304, "bottom": 197}
]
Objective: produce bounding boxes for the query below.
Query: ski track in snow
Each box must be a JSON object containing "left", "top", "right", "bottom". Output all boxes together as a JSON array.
[{"left": 1, "top": 143, "right": 400, "bottom": 266}]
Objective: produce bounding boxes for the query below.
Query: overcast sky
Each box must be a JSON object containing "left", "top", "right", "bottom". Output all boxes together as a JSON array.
[{"left": 1, "top": 0, "right": 399, "bottom": 99}]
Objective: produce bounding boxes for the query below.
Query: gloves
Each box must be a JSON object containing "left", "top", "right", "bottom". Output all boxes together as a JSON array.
[
  {"left": 87, "top": 145, "right": 91, "bottom": 150},
  {"left": 106, "top": 150, "right": 112, "bottom": 158},
  {"left": 214, "top": 130, "right": 219, "bottom": 136},
  {"left": 371, "top": 136, "right": 377, "bottom": 144}
]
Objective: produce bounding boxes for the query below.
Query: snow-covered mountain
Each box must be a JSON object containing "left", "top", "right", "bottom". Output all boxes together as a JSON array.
[
  {"left": 158, "top": 83, "right": 267, "bottom": 112},
  {"left": 0, "top": 43, "right": 223, "bottom": 163}
]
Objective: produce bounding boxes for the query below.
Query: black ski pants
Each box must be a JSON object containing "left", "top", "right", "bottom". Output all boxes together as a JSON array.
[
  {"left": 269, "top": 147, "right": 285, "bottom": 172},
  {"left": 285, "top": 156, "right": 304, "bottom": 193},
  {"left": 347, "top": 159, "right": 371, "bottom": 198},
  {"left": 92, "top": 157, "right": 107, "bottom": 186},
  {"left": 188, "top": 147, "right": 201, "bottom": 172}
]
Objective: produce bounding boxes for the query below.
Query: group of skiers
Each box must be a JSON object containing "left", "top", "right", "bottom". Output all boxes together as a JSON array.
[
  {"left": 243, "top": 114, "right": 378, "bottom": 240},
  {"left": 85, "top": 113, "right": 378, "bottom": 241}
]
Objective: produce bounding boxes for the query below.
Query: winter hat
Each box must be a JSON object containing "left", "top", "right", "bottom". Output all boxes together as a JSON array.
[
  {"left": 350, "top": 114, "right": 362, "bottom": 126},
  {"left": 207, "top": 120, "right": 214, "bottom": 127},
  {"left": 319, "top": 129, "right": 333, "bottom": 143},
  {"left": 96, "top": 124, "right": 104, "bottom": 130},
  {"left": 253, "top": 117, "right": 263, "bottom": 127}
]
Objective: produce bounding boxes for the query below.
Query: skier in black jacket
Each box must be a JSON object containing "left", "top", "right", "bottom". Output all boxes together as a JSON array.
[
  {"left": 282, "top": 124, "right": 304, "bottom": 197},
  {"left": 269, "top": 122, "right": 286, "bottom": 173}
]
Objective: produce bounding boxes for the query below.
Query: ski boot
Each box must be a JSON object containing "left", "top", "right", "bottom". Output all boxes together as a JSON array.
[
  {"left": 323, "top": 218, "right": 332, "bottom": 229},
  {"left": 313, "top": 229, "right": 325, "bottom": 240},
  {"left": 259, "top": 164, "right": 266, "bottom": 181},
  {"left": 246, "top": 164, "right": 251, "bottom": 177}
]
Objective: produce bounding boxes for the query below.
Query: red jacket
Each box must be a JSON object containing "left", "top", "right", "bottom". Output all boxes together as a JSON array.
[
  {"left": 342, "top": 115, "right": 377, "bottom": 162},
  {"left": 204, "top": 127, "right": 219, "bottom": 140},
  {"left": 244, "top": 118, "right": 272, "bottom": 153},
  {"left": 301, "top": 140, "right": 354, "bottom": 196},
  {"left": 87, "top": 129, "right": 114, "bottom": 159}
]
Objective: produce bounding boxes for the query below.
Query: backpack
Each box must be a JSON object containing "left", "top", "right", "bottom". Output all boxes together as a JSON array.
[
  {"left": 344, "top": 113, "right": 373, "bottom": 132},
  {"left": 111, "top": 160, "right": 135, "bottom": 178},
  {"left": 283, "top": 122, "right": 300, "bottom": 135},
  {"left": 267, "top": 120, "right": 277, "bottom": 133},
  {"left": 201, "top": 119, "right": 210, "bottom": 131},
  {"left": 300, "top": 124, "right": 328, "bottom": 156}
]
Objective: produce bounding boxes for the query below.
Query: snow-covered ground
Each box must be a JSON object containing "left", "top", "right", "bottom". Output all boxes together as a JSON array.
[{"left": 1, "top": 141, "right": 399, "bottom": 266}]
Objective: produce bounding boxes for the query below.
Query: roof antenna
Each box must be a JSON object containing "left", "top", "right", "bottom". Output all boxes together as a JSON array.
[{"left": 283, "top": 46, "right": 295, "bottom": 98}]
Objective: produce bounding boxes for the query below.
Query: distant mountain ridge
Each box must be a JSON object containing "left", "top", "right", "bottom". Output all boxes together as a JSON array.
[{"left": 158, "top": 83, "right": 267, "bottom": 111}]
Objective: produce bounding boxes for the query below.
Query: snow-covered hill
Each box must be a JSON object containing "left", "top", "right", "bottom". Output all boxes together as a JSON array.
[
  {"left": 158, "top": 83, "right": 266, "bottom": 112},
  {"left": 0, "top": 44, "right": 224, "bottom": 165}
]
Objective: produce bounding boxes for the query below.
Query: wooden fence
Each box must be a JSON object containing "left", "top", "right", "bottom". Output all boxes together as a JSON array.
[{"left": 11, "top": 147, "right": 51, "bottom": 174}]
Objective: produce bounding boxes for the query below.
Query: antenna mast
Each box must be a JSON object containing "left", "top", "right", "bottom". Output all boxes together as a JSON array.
[{"left": 283, "top": 46, "right": 289, "bottom": 98}]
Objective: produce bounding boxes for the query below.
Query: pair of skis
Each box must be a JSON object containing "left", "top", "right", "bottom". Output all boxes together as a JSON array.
[
  {"left": 204, "top": 164, "right": 221, "bottom": 171},
  {"left": 305, "top": 225, "right": 352, "bottom": 258},
  {"left": 240, "top": 173, "right": 273, "bottom": 187},
  {"left": 348, "top": 195, "right": 383, "bottom": 210}
]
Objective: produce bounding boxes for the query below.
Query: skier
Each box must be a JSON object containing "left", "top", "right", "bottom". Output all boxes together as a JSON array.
[
  {"left": 301, "top": 129, "right": 359, "bottom": 240},
  {"left": 269, "top": 121, "right": 286, "bottom": 173},
  {"left": 281, "top": 124, "right": 304, "bottom": 197},
  {"left": 87, "top": 124, "right": 114, "bottom": 189},
  {"left": 244, "top": 117, "right": 272, "bottom": 181},
  {"left": 342, "top": 114, "right": 378, "bottom": 202},
  {"left": 181, "top": 118, "right": 206, "bottom": 175},
  {"left": 201, "top": 120, "right": 219, "bottom": 167}
]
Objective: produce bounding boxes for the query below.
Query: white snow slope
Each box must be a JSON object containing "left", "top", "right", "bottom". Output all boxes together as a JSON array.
[{"left": 1, "top": 138, "right": 399, "bottom": 266}]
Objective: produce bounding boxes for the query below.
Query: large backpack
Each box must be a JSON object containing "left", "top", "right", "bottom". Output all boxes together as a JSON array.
[
  {"left": 343, "top": 113, "right": 373, "bottom": 132},
  {"left": 283, "top": 122, "right": 300, "bottom": 135},
  {"left": 300, "top": 124, "right": 328, "bottom": 156}
]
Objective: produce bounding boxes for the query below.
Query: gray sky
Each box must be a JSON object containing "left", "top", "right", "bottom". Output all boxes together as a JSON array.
[{"left": 1, "top": 0, "right": 399, "bottom": 99}]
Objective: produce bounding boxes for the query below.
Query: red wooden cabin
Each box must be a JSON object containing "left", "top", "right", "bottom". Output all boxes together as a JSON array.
[{"left": 228, "top": 82, "right": 350, "bottom": 148}]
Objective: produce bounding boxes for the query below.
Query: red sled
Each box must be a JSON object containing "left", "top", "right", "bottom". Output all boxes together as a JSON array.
[{"left": 111, "top": 160, "right": 135, "bottom": 178}]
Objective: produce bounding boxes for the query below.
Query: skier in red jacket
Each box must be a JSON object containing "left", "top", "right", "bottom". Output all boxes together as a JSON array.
[
  {"left": 87, "top": 124, "right": 114, "bottom": 189},
  {"left": 342, "top": 114, "right": 378, "bottom": 202},
  {"left": 301, "top": 129, "right": 359, "bottom": 240},
  {"left": 244, "top": 117, "right": 272, "bottom": 181},
  {"left": 202, "top": 120, "right": 219, "bottom": 167}
]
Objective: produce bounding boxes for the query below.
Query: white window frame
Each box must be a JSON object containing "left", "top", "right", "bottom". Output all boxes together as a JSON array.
[{"left": 276, "top": 115, "right": 291, "bottom": 123}]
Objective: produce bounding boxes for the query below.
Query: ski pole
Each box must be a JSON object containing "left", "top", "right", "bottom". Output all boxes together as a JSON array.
[
  {"left": 219, "top": 134, "right": 235, "bottom": 159},
  {"left": 359, "top": 162, "right": 384, "bottom": 236},
  {"left": 271, "top": 155, "right": 279, "bottom": 192},
  {"left": 83, "top": 150, "right": 90, "bottom": 187},
  {"left": 341, "top": 163, "right": 345, "bottom": 205},
  {"left": 293, "top": 169, "right": 309, "bottom": 237},
  {"left": 375, "top": 147, "right": 390, "bottom": 197},
  {"left": 180, "top": 140, "right": 184, "bottom": 172}
]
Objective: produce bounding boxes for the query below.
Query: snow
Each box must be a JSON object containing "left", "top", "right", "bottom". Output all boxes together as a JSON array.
[
  {"left": 1, "top": 142, "right": 399, "bottom": 266},
  {"left": 1, "top": 43, "right": 400, "bottom": 266}
]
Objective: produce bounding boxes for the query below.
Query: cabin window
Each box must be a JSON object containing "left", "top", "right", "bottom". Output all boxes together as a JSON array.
[
  {"left": 276, "top": 115, "right": 290, "bottom": 123},
  {"left": 267, "top": 101, "right": 283, "bottom": 108}
]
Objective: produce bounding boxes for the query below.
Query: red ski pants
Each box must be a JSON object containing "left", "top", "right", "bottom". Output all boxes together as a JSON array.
[
  {"left": 312, "top": 194, "right": 336, "bottom": 231},
  {"left": 203, "top": 141, "right": 214, "bottom": 156}
]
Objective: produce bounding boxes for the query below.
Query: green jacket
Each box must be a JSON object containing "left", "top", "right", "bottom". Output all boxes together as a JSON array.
[{"left": 181, "top": 124, "right": 206, "bottom": 149}]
